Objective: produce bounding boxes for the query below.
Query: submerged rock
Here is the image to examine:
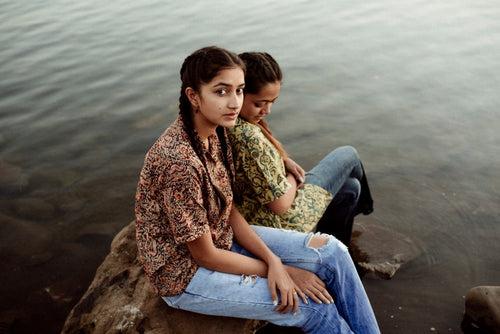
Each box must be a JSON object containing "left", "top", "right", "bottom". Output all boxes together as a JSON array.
[
  {"left": 350, "top": 220, "right": 422, "bottom": 279},
  {"left": 61, "top": 221, "right": 263, "bottom": 334},
  {"left": 462, "top": 286, "right": 500, "bottom": 334},
  {"left": 0, "top": 160, "right": 29, "bottom": 195}
]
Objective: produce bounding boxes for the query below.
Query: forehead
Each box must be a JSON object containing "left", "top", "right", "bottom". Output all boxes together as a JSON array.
[
  {"left": 252, "top": 81, "right": 281, "bottom": 100},
  {"left": 207, "top": 67, "right": 245, "bottom": 86}
]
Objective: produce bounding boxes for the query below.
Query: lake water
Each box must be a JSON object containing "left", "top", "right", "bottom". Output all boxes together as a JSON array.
[{"left": 1, "top": 0, "right": 499, "bottom": 333}]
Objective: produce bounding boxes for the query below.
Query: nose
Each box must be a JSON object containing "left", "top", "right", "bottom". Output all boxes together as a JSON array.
[
  {"left": 262, "top": 103, "right": 271, "bottom": 115},
  {"left": 228, "top": 92, "right": 241, "bottom": 110}
]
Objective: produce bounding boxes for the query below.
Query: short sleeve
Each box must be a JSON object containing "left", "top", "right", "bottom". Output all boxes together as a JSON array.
[
  {"left": 162, "top": 163, "right": 210, "bottom": 244},
  {"left": 233, "top": 126, "right": 291, "bottom": 205}
]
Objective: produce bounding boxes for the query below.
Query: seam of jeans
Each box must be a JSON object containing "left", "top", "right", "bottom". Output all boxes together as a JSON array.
[
  {"left": 302, "top": 304, "right": 350, "bottom": 333},
  {"left": 181, "top": 290, "right": 275, "bottom": 307}
]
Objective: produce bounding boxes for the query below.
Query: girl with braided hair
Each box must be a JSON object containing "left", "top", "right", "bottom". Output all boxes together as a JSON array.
[
  {"left": 228, "top": 52, "right": 375, "bottom": 246},
  {"left": 135, "top": 46, "right": 379, "bottom": 333}
]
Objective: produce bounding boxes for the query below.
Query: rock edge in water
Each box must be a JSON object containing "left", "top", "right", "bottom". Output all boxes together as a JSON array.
[
  {"left": 61, "top": 221, "right": 263, "bottom": 334},
  {"left": 62, "top": 219, "right": 420, "bottom": 333}
]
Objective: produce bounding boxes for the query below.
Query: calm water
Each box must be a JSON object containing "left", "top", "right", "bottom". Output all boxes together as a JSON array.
[{"left": 1, "top": 0, "right": 499, "bottom": 333}]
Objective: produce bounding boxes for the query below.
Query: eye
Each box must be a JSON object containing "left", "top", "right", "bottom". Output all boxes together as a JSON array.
[
  {"left": 216, "top": 89, "right": 227, "bottom": 96},
  {"left": 254, "top": 102, "right": 264, "bottom": 108},
  {"left": 236, "top": 88, "right": 244, "bottom": 95}
]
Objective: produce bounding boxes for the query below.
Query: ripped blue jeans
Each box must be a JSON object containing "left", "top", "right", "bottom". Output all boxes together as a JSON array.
[{"left": 163, "top": 226, "right": 380, "bottom": 334}]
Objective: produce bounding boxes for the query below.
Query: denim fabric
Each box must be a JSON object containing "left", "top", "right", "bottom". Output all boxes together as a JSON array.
[
  {"left": 305, "top": 145, "right": 363, "bottom": 197},
  {"left": 305, "top": 146, "right": 365, "bottom": 244},
  {"left": 163, "top": 226, "right": 380, "bottom": 334}
]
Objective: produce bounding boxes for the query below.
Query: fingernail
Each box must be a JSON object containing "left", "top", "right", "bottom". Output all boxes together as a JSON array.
[
  {"left": 318, "top": 301, "right": 322, "bottom": 304},
  {"left": 273, "top": 299, "right": 278, "bottom": 306},
  {"left": 326, "top": 300, "right": 331, "bottom": 304},
  {"left": 330, "top": 298, "right": 334, "bottom": 303},
  {"left": 305, "top": 299, "right": 309, "bottom": 305}
]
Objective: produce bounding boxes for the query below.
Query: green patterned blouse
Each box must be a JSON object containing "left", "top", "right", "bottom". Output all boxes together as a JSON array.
[{"left": 228, "top": 118, "right": 333, "bottom": 232}]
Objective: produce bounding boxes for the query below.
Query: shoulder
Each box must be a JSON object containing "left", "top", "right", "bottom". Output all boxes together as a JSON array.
[
  {"left": 229, "top": 118, "right": 262, "bottom": 141},
  {"left": 141, "top": 118, "right": 203, "bottom": 179}
]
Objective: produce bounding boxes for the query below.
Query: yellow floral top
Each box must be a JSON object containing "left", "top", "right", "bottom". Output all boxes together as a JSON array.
[{"left": 228, "top": 118, "right": 333, "bottom": 232}]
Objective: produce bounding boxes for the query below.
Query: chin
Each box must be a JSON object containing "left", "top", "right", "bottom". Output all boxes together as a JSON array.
[{"left": 220, "top": 119, "right": 238, "bottom": 128}]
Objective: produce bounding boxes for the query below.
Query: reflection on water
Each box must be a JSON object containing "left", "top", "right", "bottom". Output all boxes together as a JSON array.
[{"left": 1, "top": 0, "right": 500, "bottom": 332}]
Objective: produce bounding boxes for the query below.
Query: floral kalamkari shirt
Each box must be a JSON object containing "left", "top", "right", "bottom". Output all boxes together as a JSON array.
[
  {"left": 135, "top": 116, "right": 234, "bottom": 296},
  {"left": 228, "top": 118, "right": 332, "bottom": 233}
]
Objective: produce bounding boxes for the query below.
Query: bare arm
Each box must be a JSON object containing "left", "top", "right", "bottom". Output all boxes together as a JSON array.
[
  {"left": 186, "top": 230, "right": 269, "bottom": 278},
  {"left": 187, "top": 205, "right": 300, "bottom": 313},
  {"left": 266, "top": 173, "right": 297, "bottom": 215}
]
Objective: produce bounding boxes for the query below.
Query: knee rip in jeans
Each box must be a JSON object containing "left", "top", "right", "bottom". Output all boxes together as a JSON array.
[
  {"left": 306, "top": 232, "right": 331, "bottom": 249},
  {"left": 306, "top": 232, "right": 348, "bottom": 253},
  {"left": 240, "top": 274, "right": 258, "bottom": 286}
]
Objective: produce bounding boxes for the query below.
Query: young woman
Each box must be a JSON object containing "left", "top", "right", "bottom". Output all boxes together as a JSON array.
[
  {"left": 228, "top": 52, "right": 374, "bottom": 246},
  {"left": 135, "top": 46, "right": 380, "bottom": 333}
]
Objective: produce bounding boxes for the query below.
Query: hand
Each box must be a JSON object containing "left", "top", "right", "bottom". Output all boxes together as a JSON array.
[
  {"left": 285, "top": 265, "right": 334, "bottom": 305},
  {"left": 267, "top": 257, "right": 301, "bottom": 314},
  {"left": 284, "top": 158, "right": 306, "bottom": 188}
]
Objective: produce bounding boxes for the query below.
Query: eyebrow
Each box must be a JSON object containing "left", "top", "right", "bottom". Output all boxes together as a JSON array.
[
  {"left": 213, "top": 82, "right": 245, "bottom": 88},
  {"left": 256, "top": 96, "right": 279, "bottom": 103}
]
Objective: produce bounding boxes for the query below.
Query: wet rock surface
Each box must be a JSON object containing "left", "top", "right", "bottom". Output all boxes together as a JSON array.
[
  {"left": 0, "top": 160, "right": 29, "bottom": 196},
  {"left": 62, "top": 218, "right": 421, "bottom": 333},
  {"left": 350, "top": 219, "right": 423, "bottom": 279},
  {"left": 462, "top": 286, "right": 500, "bottom": 334},
  {"left": 61, "top": 221, "right": 264, "bottom": 334}
]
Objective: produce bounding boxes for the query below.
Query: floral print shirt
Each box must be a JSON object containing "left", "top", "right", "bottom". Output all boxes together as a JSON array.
[
  {"left": 228, "top": 118, "right": 332, "bottom": 233},
  {"left": 135, "top": 116, "right": 234, "bottom": 296}
]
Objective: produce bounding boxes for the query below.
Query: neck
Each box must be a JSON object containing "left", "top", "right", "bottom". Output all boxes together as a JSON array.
[{"left": 192, "top": 112, "right": 217, "bottom": 143}]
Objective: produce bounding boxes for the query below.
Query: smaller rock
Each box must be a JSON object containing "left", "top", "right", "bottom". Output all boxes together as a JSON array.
[
  {"left": 462, "top": 286, "right": 500, "bottom": 334},
  {"left": 350, "top": 219, "right": 423, "bottom": 279}
]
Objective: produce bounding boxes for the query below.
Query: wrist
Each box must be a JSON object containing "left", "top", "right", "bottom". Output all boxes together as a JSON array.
[{"left": 264, "top": 253, "right": 282, "bottom": 266}]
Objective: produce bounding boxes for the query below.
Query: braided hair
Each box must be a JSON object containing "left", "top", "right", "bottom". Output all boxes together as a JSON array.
[
  {"left": 238, "top": 52, "right": 288, "bottom": 159},
  {"left": 178, "top": 46, "right": 245, "bottom": 194}
]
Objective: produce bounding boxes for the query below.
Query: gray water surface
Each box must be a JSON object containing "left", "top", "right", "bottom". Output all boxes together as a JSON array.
[{"left": 1, "top": 0, "right": 499, "bottom": 333}]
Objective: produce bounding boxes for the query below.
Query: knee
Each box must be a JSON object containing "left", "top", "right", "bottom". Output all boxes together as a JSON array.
[
  {"left": 338, "top": 145, "right": 360, "bottom": 161},
  {"left": 343, "top": 178, "right": 361, "bottom": 201},
  {"left": 306, "top": 232, "right": 349, "bottom": 256}
]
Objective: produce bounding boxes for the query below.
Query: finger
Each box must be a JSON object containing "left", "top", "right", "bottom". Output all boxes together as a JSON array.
[
  {"left": 292, "top": 291, "right": 300, "bottom": 314},
  {"left": 284, "top": 290, "right": 294, "bottom": 314},
  {"left": 295, "top": 286, "right": 308, "bottom": 305},
  {"left": 305, "top": 290, "right": 323, "bottom": 304},
  {"left": 308, "top": 285, "right": 332, "bottom": 304},
  {"left": 298, "top": 165, "right": 306, "bottom": 179},
  {"left": 295, "top": 167, "right": 305, "bottom": 184},
  {"left": 275, "top": 289, "right": 288, "bottom": 313},
  {"left": 291, "top": 168, "right": 301, "bottom": 183},
  {"left": 269, "top": 282, "right": 278, "bottom": 307}
]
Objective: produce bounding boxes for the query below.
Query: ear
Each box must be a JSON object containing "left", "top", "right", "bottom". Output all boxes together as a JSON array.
[{"left": 185, "top": 87, "right": 200, "bottom": 109}]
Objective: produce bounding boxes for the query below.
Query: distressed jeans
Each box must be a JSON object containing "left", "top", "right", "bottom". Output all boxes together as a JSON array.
[
  {"left": 163, "top": 226, "right": 380, "bottom": 334},
  {"left": 305, "top": 146, "right": 364, "bottom": 245}
]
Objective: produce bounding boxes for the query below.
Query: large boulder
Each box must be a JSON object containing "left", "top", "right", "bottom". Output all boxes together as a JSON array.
[
  {"left": 462, "top": 286, "right": 500, "bottom": 334},
  {"left": 61, "top": 221, "right": 263, "bottom": 334},
  {"left": 350, "top": 220, "right": 423, "bottom": 279},
  {"left": 62, "top": 218, "right": 418, "bottom": 333}
]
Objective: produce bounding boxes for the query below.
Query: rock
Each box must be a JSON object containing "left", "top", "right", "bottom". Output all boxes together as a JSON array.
[
  {"left": 462, "top": 286, "right": 500, "bottom": 334},
  {"left": 61, "top": 221, "right": 264, "bottom": 334},
  {"left": 0, "top": 160, "right": 29, "bottom": 195},
  {"left": 350, "top": 220, "right": 422, "bottom": 279},
  {"left": 0, "top": 213, "right": 54, "bottom": 266},
  {"left": 3, "top": 197, "right": 57, "bottom": 222}
]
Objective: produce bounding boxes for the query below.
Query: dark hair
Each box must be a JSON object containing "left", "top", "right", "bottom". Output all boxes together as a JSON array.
[
  {"left": 239, "top": 52, "right": 282, "bottom": 94},
  {"left": 178, "top": 46, "right": 244, "bottom": 203},
  {"left": 238, "top": 52, "right": 288, "bottom": 159}
]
